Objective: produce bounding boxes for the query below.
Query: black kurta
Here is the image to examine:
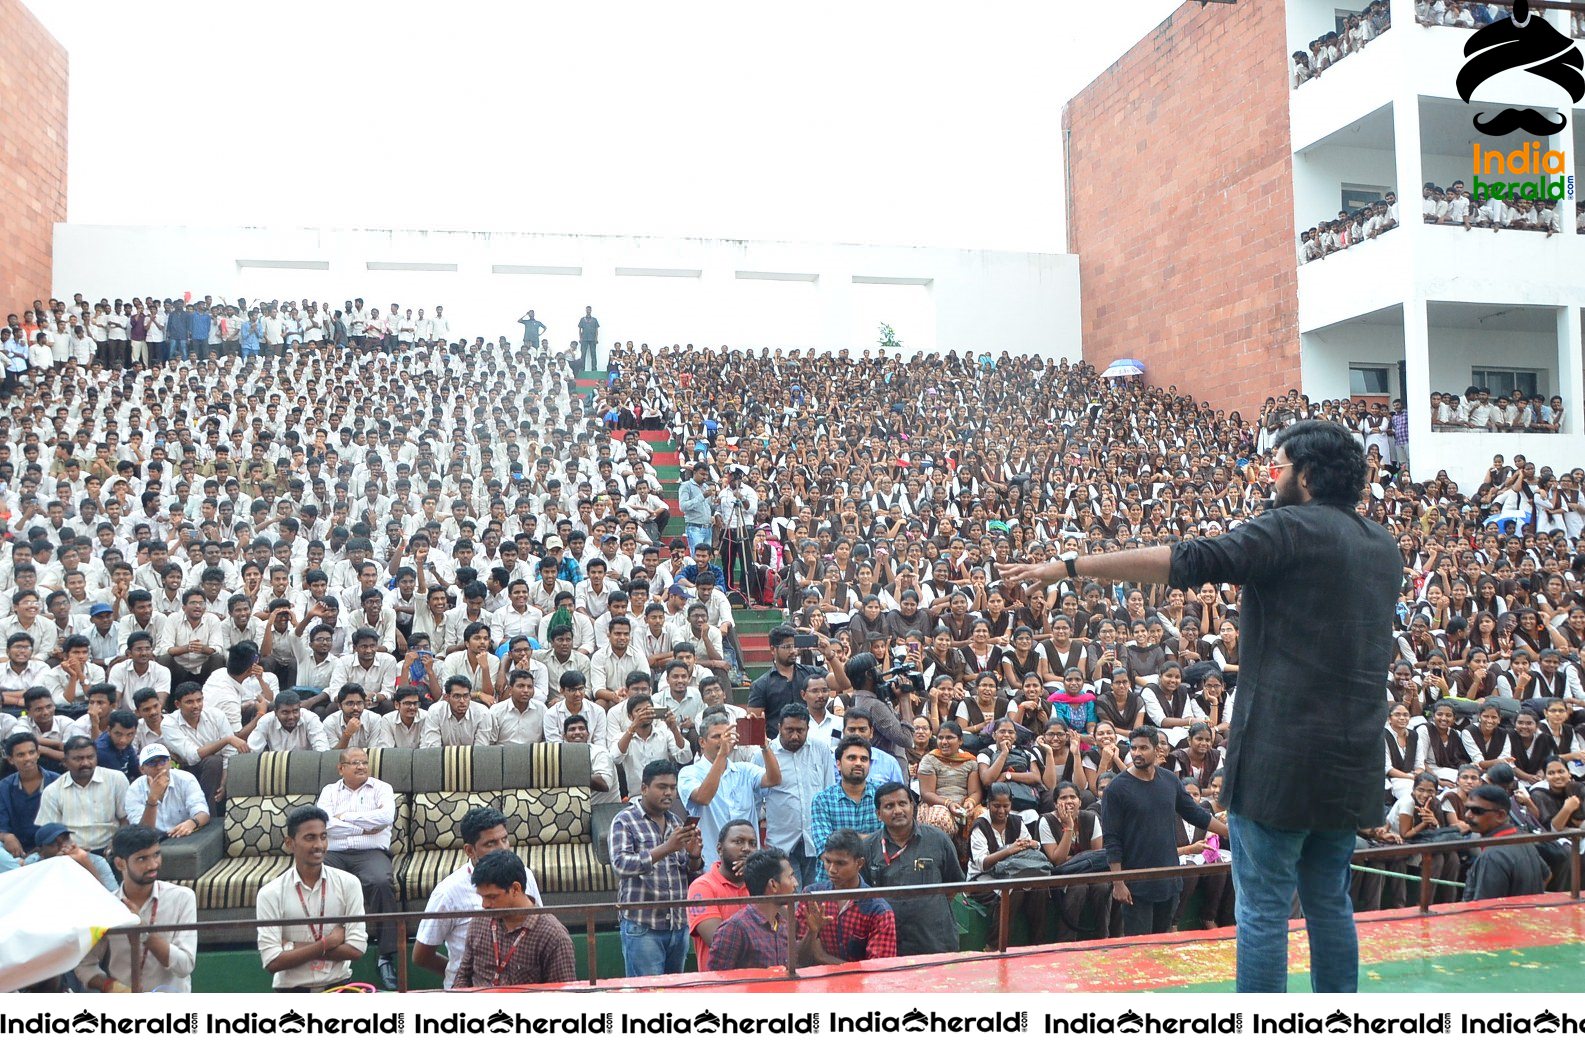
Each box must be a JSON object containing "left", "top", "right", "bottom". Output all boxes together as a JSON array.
[{"left": 1170, "top": 502, "right": 1400, "bottom": 830}]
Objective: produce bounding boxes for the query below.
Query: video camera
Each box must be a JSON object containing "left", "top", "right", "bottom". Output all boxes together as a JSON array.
[{"left": 877, "top": 643, "right": 927, "bottom": 705}]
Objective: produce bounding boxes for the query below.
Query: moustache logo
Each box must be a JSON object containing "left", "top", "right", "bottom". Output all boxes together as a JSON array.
[
  {"left": 1457, "top": 0, "right": 1584, "bottom": 135},
  {"left": 1472, "top": 106, "right": 1569, "bottom": 135}
]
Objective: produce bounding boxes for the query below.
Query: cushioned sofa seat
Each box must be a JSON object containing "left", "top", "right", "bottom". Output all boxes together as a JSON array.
[{"left": 167, "top": 742, "right": 615, "bottom": 937}]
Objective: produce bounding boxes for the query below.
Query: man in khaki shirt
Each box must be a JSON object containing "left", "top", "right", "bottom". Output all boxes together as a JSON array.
[{"left": 256, "top": 805, "right": 366, "bottom": 991}]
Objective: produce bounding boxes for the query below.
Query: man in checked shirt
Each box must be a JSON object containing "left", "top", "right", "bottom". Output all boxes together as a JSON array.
[
  {"left": 609, "top": 758, "right": 704, "bottom": 977},
  {"left": 797, "top": 828, "right": 897, "bottom": 963}
]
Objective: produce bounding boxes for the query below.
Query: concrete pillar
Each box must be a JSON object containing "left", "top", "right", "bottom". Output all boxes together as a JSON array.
[
  {"left": 1403, "top": 296, "right": 1433, "bottom": 475},
  {"left": 1560, "top": 305, "right": 1584, "bottom": 436}
]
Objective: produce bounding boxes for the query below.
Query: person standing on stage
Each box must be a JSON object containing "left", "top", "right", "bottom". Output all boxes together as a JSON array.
[{"left": 1001, "top": 419, "right": 1398, "bottom": 992}]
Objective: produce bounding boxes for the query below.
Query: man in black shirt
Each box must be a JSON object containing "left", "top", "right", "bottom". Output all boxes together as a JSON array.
[
  {"left": 747, "top": 625, "right": 823, "bottom": 730},
  {"left": 1462, "top": 783, "right": 1549, "bottom": 901},
  {"left": 1002, "top": 420, "right": 1398, "bottom": 993},
  {"left": 862, "top": 781, "right": 962, "bottom": 956},
  {"left": 1102, "top": 726, "right": 1227, "bottom": 935}
]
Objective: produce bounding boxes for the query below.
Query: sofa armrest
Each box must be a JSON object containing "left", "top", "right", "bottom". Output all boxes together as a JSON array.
[
  {"left": 158, "top": 822, "right": 225, "bottom": 881},
  {"left": 590, "top": 801, "right": 627, "bottom": 865}
]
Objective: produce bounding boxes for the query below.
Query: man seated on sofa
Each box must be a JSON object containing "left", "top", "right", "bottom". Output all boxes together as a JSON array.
[
  {"left": 245, "top": 689, "right": 329, "bottom": 753},
  {"left": 314, "top": 747, "right": 400, "bottom": 989}
]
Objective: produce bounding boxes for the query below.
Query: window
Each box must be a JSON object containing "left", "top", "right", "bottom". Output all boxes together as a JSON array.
[
  {"left": 1341, "top": 183, "right": 1390, "bottom": 213},
  {"left": 1349, "top": 364, "right": 1391, "bottom": 396},
  {"left": 1472, "top": 368, "right": 1540, "bottom": 399}
]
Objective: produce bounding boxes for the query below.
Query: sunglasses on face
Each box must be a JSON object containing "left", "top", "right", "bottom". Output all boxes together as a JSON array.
[{"left": 1463, "top": 804, "right": 1501, "bottom": 816}]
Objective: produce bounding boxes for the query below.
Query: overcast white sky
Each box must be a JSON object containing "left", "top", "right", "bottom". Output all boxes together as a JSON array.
[{"left": 25, "top": 0, "right": 1182, "bottom": 254}]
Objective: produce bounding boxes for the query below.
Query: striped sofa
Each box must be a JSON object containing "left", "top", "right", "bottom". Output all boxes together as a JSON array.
[{"left": 159, "top": 744, "right": 616, "bottom": 934}]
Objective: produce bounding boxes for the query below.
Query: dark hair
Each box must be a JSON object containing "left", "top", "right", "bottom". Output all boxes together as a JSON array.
[
  {"left": 1470, "top": 783, "right": 1510, "bottom": 810},
  {"left": 227, "top": 640, "right": 259, "bottom": 676},
  {"left": 872, "top": 780, "right": 913, "bottom": 809},
  {"left": 1128, "top": 725, "right": 1160, "bottom": 747},
  {"left": 459, "top": 806, "right": 508, "bottom": 847},
  {"left": 3, "top": 731, "right": 38, "bottom": 757},
  {"left": 767, "top": 624, "right": 797, "bottom": 648},
  {"left": 836, "top": 734, "right": 872, "bottom": 761},
  {"left": 642, "top": 759, "right": 679, "bottom": 785},
  {"left": 111, "top": 825, "right": 161, "bottom": 861},
  {"left": 286, "top": 805, "right": 329, "bottom": 837},
  {"left": 742, "top": 846, "right": 791, "bottom": 895},
  {"left": 718, "top": 818, "right": 756, "bottom": 847},
  {"left": 1272, "top": 419, "right": 1367, "bottom": 506},
  {"left": 108, "top": 709, "right": 138, "bottom": 731},
  {"left": 822, "top": 828, "right": 866, "bottom": 859},
  {"left": 843, "top": 651, "right": 880, "bottom": 690},
  {"left": 777, "top": 703, "right": 811, "bottom": 725},
  {"left": 471, "top": 848, "right": 528, "bottom": 892}
]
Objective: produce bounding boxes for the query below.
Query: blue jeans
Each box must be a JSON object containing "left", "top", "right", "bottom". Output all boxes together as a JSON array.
[
  {"left": 1229, "top": 810, "right": 1359, "bottom": 993},
  {"left": 169, "top": 338, "right": 189, "bottom": 360},
  {"left": 619, "top": 918, "right": 688, "bottom": 977},
  {"left": 685, "top": 523, "right": 712, "bottom": 554}
]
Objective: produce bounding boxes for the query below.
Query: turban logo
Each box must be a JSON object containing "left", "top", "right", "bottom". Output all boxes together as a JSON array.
[{"left": 1457, "top": 0, "right": 1583, "bottom": 136}]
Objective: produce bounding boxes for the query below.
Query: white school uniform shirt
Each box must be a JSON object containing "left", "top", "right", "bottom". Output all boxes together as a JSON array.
[
  {"left": 416, "top": 860, "right": 543, "bottom": 989},
  {"left": 256, "top": 865, "right": 366, "bottom": 990},
  {"left": 380, "top": 710, "right": 425, "bottom": 748}
]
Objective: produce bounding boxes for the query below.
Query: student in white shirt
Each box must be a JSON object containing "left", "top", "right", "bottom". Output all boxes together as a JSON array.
[
  {"left": 413, "top": 806, "right": 542, "bottom": 989},
  {"left": 74, "top": 826, "right": 198, "bottom": 992},
  {"left": 256, "top": 806, "right": 367, "bottom": 991}
]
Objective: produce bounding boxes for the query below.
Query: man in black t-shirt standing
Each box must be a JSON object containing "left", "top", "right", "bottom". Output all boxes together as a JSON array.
[{"left": 1102, "top": 726, "right": 1228, "bottom": 936}]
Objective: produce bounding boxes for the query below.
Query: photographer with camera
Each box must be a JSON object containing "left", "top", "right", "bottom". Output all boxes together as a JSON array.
[{"left": 829, "top": 651, "right": 914, "bottom": 771}]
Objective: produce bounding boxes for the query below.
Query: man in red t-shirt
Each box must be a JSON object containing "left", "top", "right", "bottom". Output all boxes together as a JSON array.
[{"left": 686, "top": 819, "right": 756, "bottom": 970}]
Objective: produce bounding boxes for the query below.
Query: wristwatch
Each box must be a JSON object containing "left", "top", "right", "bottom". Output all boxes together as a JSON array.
[{"left": 1060, "top": 551, "right": 1080, "bottom": 579}]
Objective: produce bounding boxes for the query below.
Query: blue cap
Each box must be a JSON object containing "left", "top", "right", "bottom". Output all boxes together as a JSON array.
[{"left": 34, "top": 822, "right": 70, "bottom": 846}]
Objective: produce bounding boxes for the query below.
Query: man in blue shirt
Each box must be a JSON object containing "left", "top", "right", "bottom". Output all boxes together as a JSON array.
[
  {"left": 810, "top": 737, "right": 882, "bottom": 855},
  {"left": 240, "top": 309, "right": 263, "bottom": 358},
  {"left": 677, "top": 463, "right": 715, "bottom": 555},
  {"left": 680, "top": 712, "right": 781, "bottom": 867},
  {"left": 760, "top": 703, "right": 833, "bottom": 887},
  {"left": 0, "top": 732, "right": 59, "bottom": 857},
  {"left": 189, "top": 305, "right": 212, "bottom": 361},
  {"left": 95, "top": 710, "right": 140, "bottom": 782},
  {"left": 841, "top": 710, "right": 904, "bottom": 785}
]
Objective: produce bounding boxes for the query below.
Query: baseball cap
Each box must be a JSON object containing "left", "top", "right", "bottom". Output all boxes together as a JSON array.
[
  {"left": 89, "top": 602, "right": 113, "bottom": 616},
  {"left": 545, "top": 535, "right": 565, "bottom": 550},
  {"left": 34, "top": 822, "right": 70, "bottom": 847},
  {"left": 138, "top": 742, "right": 171, "bottom": 765}
]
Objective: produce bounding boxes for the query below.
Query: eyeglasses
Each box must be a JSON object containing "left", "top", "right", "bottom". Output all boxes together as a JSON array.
[
  {"left": 1463, "top": 804, "right": 1500, "bottom": 816},
  {"left": 1269, "top": 460, "right": 1291, "bottom": 482}
]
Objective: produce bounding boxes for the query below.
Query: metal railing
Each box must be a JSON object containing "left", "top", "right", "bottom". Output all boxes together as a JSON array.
[{"left": 119, "top": 828, "right": 1584, "bottom": 992}]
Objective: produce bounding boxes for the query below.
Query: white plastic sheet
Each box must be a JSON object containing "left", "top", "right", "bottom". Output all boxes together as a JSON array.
[{"left": 0, "top": 855, "right": 138, "bottom": 992}]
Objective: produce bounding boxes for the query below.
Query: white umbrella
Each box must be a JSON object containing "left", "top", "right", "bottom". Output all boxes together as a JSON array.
[{"left": 1101, "top": 358, "right": 1145, "bottom": 378}]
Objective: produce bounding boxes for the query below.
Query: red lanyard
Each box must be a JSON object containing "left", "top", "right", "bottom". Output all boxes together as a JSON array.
[
  {"left": 880, "top": 832, "right": 912, "bottom": 866},
  {"left": 294, "top": 878, "right": 327, "bottom": 942},
  {"left": 490, "top": 919, "right": 530, "bottom": 979}
]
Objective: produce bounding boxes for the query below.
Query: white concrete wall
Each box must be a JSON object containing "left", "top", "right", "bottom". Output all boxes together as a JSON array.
[
  {"left": 1292, "top": 143, "right": 1399, "bottom": 231},
  {"left": 51, "top": 225, "right": 1080, "bottom": 360},
  {"left": 1425, "top": 316, "right": 1559, "bottom": 394},
  {"left": 1301, "top": 319, "right": 1405, "bottom": 403}
]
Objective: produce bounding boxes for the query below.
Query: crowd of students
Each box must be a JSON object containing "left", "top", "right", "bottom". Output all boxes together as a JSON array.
[
  {"left": 1298, "top": 193, "right": 1401, "bottom": 263},
  {"left": 1, "top": 283, "right": 1580, "bottom": 991},
  {"left": 1421, "top": 182, "right": 1570, "bottom": 235},
  {"left": 1292, "top": 1, "right": 1393, "bottom": 87}
]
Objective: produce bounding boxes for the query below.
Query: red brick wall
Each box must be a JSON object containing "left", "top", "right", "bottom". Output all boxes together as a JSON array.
[
  {"left": 0, "top": 0, "right": 67, "bottom": 317},
  {"left": 1062, "top": 1, "right": 1298, "bottom": 415}
]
